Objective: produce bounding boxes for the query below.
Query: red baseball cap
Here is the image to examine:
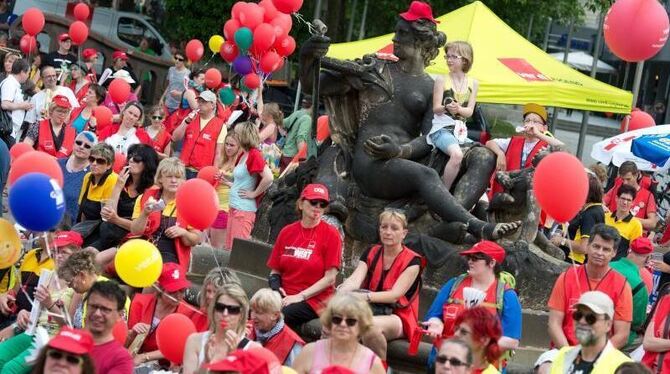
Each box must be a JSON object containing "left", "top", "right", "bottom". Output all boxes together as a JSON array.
[
  {"left": 400, "top": 1, "right": 439, "bottom": 24},
  {"left": 51, "top": 95, "right": 72, "bottom": 110},
  {"left": 58, "top": 33, "right": 71, "bottom": 42},
  {"left": 112, "top": 50, "right": 128, "bottom": 61},
  {"left": 82, "top": 48, "right": 98, "bottom": 60},
  {"left": 158, "top": 263, "right": 191, "bottom": 293},
  {"left": 53, "top": 231, "right": 83, "bottom": 248},
  {"left": 630, "top": 237, "right": 654, "bottom": 255},
  {"left": 459, "top": 240, "right": 506, "bottom": 263},
  {"left": 48, "top": 327, "right": 94, "bottom": 355},
  {"left": 300, "top": 183, "right": 329, "bottom": 202},
  {"left": 205, "top": 350, "right": 271, "bottom": 374}
]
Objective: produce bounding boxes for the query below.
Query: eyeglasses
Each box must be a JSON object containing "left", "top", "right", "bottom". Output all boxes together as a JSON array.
[
  {"left": 128, "top": 155, "right": 143, "bottom": 163},
  {"left": 88, "top": 303, "right": 115, "bottom": 315},
  {"left": 174, "top": 56, "right": 184, "bottom": 62},
  {"left": 572, "top": 310, "right": 604, "bottom": 325},
  {"left": 523, "top": 118, "right": 545, "bottom": 125},
  {"left": 47, "top": 349, "right": 83, "bottom": 365},
  {"left": 307, "top": 199, "right": 328, "bottom": 209},
  {"left": 436, "top": 355, "right": 468, "bottom": 367},
  {"left": 331, "top": 315, "right": 358, "bottom": 327},
  {"left": 75, "top": 140, "right": 92, "bottom": 149},
  {"left": 151, "top": 116, "right": 163, "bottom": 120},
  {"left": 88, "top": 156, "right": 108, "bottom": 165},
  {"left": 214, "top": 302, "right": 242, "bottom": 315},
  {"left": 466, "top": 253, "right": 489, "bottom": 262},
  {"left": 445, "top": 54, "right": 462, "bottom": 60}
]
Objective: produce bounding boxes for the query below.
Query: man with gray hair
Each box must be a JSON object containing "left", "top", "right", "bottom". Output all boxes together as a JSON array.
[
  {"left": 23, "top": 65, "right": 79, "bottom": 128},
  {"left": 549, "top": 291, "right": 631, "bottom": 373}
]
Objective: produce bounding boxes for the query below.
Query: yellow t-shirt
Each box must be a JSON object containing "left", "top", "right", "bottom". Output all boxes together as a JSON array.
[
  {"left": 199, "top": 116, "right": 227, "bottom": 144},
  {"left": 132, "top": 194, "right": 178, "bottom": 219},
  {"left": 78, "top": 172, "right": 119, "bottom": 204},
  {"left": 215, "top": 170, "right": 232, "bottom": 211}
]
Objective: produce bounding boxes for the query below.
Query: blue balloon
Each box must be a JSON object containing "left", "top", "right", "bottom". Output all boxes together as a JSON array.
[
  {"left": 232, "top": 55, "right": 253, "bottom": 75},
  {"left": 9, "top": 172, "right": 65, "bottom": 232}
]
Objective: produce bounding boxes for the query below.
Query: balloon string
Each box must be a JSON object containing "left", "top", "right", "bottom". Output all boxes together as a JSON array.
[
  {"left": 150, "top": 284, "right": 206, "bottom": 317},
  {"left": 42, "top": 233, "right": 73, "bottom": 327},
  {"left": 203, "top": 53, "right": 216, "bottom": 67}
]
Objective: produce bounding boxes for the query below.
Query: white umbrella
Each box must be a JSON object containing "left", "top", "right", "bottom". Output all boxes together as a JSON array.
[
  {"left": 591, "top": 124, "right": 670, "bottom": 171},
  {"left": 550, "top": 51, "right": 617, "bottom": 74}
]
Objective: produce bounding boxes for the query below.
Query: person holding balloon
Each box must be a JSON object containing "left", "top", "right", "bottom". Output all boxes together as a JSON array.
[
  {"left": 210, "top": 132, "right": 241, "bottom": 250},
  {"left": 129, "top": 157, "right": 201, "bottom": 267},
  {"left": 68, "top": 84, "right": 108, "bottom": 134},
  {"left": 182, "top": 283, "right": 260, "bottom": 374},
  {"left": 22, "top": 95, "right": 76, "bottom": 158},
  {"left": 99, "top": 101, "right": 152, "bottom": 155}
]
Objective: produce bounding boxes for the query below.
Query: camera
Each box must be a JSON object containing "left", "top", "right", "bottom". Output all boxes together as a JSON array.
[{"left": 443, "top": 97, "right": 454, "bottom": 106}]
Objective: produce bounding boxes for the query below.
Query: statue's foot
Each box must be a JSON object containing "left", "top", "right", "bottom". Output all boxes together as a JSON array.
[
  {"left": 428, "top": 222, "right": 468, "bottom": 244},
  {"left": 482, "top": 221, "right": 522, "bottom": 240}
]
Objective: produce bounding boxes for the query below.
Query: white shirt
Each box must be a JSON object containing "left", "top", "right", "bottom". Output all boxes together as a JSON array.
[
  {"left": 493, "top": 137, "right": 541, "bottom": 166},
  {"left": 24, "top": 86, "right": 80, "bottom": 125},
  {"left": 0, "top": 75, "right": 25, "bottom": 137},
  {"left": 105, "top": 128, "right": 141, "bottom": 155}
]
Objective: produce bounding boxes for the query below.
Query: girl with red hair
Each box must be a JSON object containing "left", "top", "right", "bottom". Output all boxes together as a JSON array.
[{"left": 453, "top": 306, "right": 502, "bottom": 374}]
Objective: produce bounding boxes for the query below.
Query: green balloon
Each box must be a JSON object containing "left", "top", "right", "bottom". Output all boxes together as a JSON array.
[
  {"left": 219, "top": 87, "right": 235, "bottom": 105},
  {"left": 234, "top": 27, "right": 253, "bottom": 52}
]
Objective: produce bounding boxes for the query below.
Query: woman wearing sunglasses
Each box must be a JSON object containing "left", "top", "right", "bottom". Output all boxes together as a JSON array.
[
  {"left": 30, "top": 327, "right": 96, "bottom": 374},
  {"left": 435, "top": 338, "right": 473, "bottom": 374},
  {"left": 266, "top": 183, "right": 342, "bottom": 331},
  {"left": 161, "top": 51, "right": 191, "bottom": 116},
  {"left": 452, "top": 307, "right": 502, "bottom": 374},
  {"left": 68, "top": 84, "right": 107, "bottom": 134},
  {"left": 99, "top": 102, "right": 153, "bottom": 156},
  {"left": 292, "top": 292, "right": 385, "bottom": 374},
  {"left": 338, "top": 210, "right": 422, "bottom": 364},
  {"left": 182, "top": 283, "right": 260, "bottom": 374},
  {"left": 145, "top": 105, "right": 172, "bottom": 159}
]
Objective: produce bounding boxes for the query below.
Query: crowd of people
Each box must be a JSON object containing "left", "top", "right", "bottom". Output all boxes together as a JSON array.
[{"left": 0, "top": 1, "right": 670, "bottom": 374}]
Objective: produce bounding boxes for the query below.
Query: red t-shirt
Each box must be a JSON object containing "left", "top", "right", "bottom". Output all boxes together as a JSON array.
[
  {"left": 267, "top": 220, "right": 342, "bottom": 313},
  {"left": 90, "top": 340, "right": 133, "bottom": 374}
]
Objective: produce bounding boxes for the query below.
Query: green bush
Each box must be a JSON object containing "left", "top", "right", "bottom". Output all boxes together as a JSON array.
[{"left": 490, "top": 119, "right": 516, "bottom": 139}]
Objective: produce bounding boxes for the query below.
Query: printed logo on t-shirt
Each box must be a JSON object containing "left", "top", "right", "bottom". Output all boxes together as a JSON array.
[
  {"left": 568, "top": 297, "right": 579, "bottom": 312},
  {"left": 283, "top": 245, "right": 314, "bottom": 260}
]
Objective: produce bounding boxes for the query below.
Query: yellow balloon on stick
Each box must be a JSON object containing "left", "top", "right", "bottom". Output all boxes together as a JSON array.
[
  {"left": 0, "top": 218, "right": 21, "bottom": 269},
  {"left": 114, "top": 239, "right": 163, "bottom": 287},
  {"left": 208, "top": 35, "right": 225, "bottom": 54}
]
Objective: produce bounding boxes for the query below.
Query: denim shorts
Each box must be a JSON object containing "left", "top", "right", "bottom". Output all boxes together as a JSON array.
[{"left": 429, "top": 127, "right": 459, "bottom": 153}]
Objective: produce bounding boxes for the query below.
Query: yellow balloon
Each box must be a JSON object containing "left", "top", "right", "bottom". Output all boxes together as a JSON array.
[
  {"left": 208, "top": 35, "right": 225, "bottom": 54},
  {"left": 0, "top": 218, "right": 21, "bottom": 269},
  {"left": 114, "top": 239, "right": 163, "bottom": 288}
]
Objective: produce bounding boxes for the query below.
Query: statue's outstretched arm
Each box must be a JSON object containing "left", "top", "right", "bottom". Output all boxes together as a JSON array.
[{"left": 299, "top": 36, "right": 354, "bottom": 97}]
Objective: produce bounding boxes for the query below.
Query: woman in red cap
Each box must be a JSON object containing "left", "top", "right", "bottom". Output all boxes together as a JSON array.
[
  {"left": 126, "top": 262, "right": 194, "bottom": 369},
  {"left": 338, "top": 210, "right": 423, "bottom": 364},
  {"left": 23, "top": 95, "right": 76, "bottom": 158},
  {"left": 82, "top": 48, "right": 99, "bottom": 83},
  {"left": 422, "top": 241, "right": 521, "bottom": 371},
  {"left": 31, "top": 327, "right": 96, "bottom": 374},
  {"left": 266, "top": 183, "right": 342, "bottom": 330}
]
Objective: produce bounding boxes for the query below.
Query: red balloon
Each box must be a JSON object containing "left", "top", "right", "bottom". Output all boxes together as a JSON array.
[
  {"left": 8, "top": 151, "right": 64, "bottom": 187},
  {"left": 621, "top": 109, "right": 655, "bottom": 132},
  {"left": 204, "top": 68, "right": 222, "bottom": 89},
  {"left": 223, "top": 19, "right": 241, "bottom": 41},
  {"left": 243, "top": 73, "right": 261, "bottom": 89},
  {"left": 274, "top": 35, "right": 296, "bottom": 56},
  {"left": 73, "top": 3, "right": 90, "bottom": 21},
  {"left": 197, "top": 165, "right": 219, "bottom": 187},
  {"left": 604, "top": 0, "right": 670, "bottom": 62},
  {"left": 219, "top": 41, "right": 239, "bottom": 63},
  {"left": 112, "top": 321, "right": 128, "bottom": 345},
  {"left": 260, "top": 0, "right": 279, "bottom": 22},
  {"left": 239, "top": 2, "right": 264, "bottom": 30},
  {"left": 156, "top": 314, "right": 196, "bottom": 364},
  {"left": 108, "top": 79, "right": 131, "bottom": 104},
  {"left": 9, "top": 143, "right": 34, "bottom": 163},
  {"left": 22, "top": 8, "right": 45, "bottom": 36},
  {"left": 260, "top": 51, "right": 281, "bottom": 73},
  {"left": 272, "top": 0, "right": 303, "bottom": 14},
  {"left": 176, "top": 179, "right": 219, "bottom": 230},
  {"left": 69, "top": 21, "right": 89, "bottom": 45},
  {"left": 270, "top": 13, "right": 292, "bottom": 38},
  {"left": 251, "top": 23, "right": 276, "bottom": 56},
  {"left": 533, "top": 152, "right": 588, "bottom": 222},
  {"left": 92, "top": 106, "right": 113, "bottom": 131},
  {"left": 19, "top": 35, "right": 37, "bottom": 55},
  {"left": 185, "top": 39, "right": 205, "bottom": 63},
  {"left": 112, "top": 152, "right": 126, "bottom": 173},
  {"left": 316, "top": 115, "right": 331, "bottom": 142},
  {"left": 232, "top": 2, "right": 249, "bottom": 20}
]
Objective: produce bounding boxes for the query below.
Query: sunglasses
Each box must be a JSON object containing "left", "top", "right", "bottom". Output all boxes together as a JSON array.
[
  {"left": 466, "top": 253, "right": 488, "bottom": 262},
  {"left": 174, "top": 57, "right": 184, "bottom": 62},
  {"left": 128, "top": 155, "right": 143, "bottom": 163},
  {"left": 572, "top": 310, "right": 603, "bottom": 325},
  {"left": 214, "top": 302, "right": 241, "bottom": 315},
  {"left": 47, "top": 349, "right": 83, "bottom": 365},
  {"left": 331, "top": 315, "right": 358, "bottom": 327},
  {"left": 307, "top": 199, "right": 328, "bottom": 209},
  {"left": 88, "top": 156, "right": 108, "bottom": 165},
  {"left": 436, "top": 355, "right": 468, "bottom": 367},
  {"left": 75, "top": 140, "right": 92, "bottom": 149},
  {"left": 152, "top": 116, "right": 163, "bottom": 120}
]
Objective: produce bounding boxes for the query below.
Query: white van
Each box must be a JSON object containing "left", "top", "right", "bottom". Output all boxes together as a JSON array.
[{"left": 12, "top": 0, "right": 172, "bottom": 61}]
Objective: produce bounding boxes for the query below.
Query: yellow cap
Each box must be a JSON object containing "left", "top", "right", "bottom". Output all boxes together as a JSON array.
[{"left": 523, "top": 103, "right": 548, "bottom": 123}]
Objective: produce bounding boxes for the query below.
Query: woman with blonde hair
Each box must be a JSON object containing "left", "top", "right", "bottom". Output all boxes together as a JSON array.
[
  {"left": 292, "top": 292, "right": 385, "bottom": 374},
  {"left": 182, "top": 283, "right": 260, "bottom": 374},
  {"left": 225, "top": 122, "right": 273, "bottom": 250},
  {"left": 210, "top": 132, "right": 241, "bottom": 249},
  {"left": 429, "top": 40, "right": 478, "bottom": 191},
  {"left": 183, "top": 267, "right": 242, "bottom": 332},
  {"left": 145, "top": 105, "right": 172, "bottom": 159},
  {"left": 259, "top": 102, "right": 282, "bottom": 144}
]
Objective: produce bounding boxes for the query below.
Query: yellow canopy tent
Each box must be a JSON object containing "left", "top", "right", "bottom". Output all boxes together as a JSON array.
[{"left": 327, "top": 1, "right": 632, "bottom": 114}]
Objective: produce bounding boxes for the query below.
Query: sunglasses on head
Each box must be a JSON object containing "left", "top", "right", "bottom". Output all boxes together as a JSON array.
[
  {"left": 572, "top": 310, "right": 602, "bottom": 325},
  {"left": 214, "top": 302, "right": 241, "bottom": 315},
  {"left": 307, "top": 199, "right": 328, "bottom": 208},
  {"left": 75, "top": 140, "right": 92, "bottom": 149},
  {"left": 47, "top": 349, "right": 83, "bottom": 365},
  {"left": 436, "top": 355, "right": 468, "bottom": 367},
  {"left": 152, "top": 115, "right": 163, "bottom": 120},
  {"left": 331, "top": 315, "right": 358, "bottom": 327},
  {"left": 88, "top": 156, "right": 108, "bottom": 165}
]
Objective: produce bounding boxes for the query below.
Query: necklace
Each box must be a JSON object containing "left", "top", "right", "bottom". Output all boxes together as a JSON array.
[
  {"left": 329, "top": 339, "right": 359, "bottom": 370},
  {"left": 450, "top": 73, "right": 467, "bottom": 94}
]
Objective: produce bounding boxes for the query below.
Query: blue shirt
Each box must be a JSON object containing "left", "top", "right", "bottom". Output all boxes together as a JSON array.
[
  {"left": 72, "top": 112, "right": 88, "bottom": 134},
  {"left": 58, "top": 158, "right": 89, "bottom": 222},
  {"left": 229, "top": 154, "right": 259, "bottom": 212}
]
